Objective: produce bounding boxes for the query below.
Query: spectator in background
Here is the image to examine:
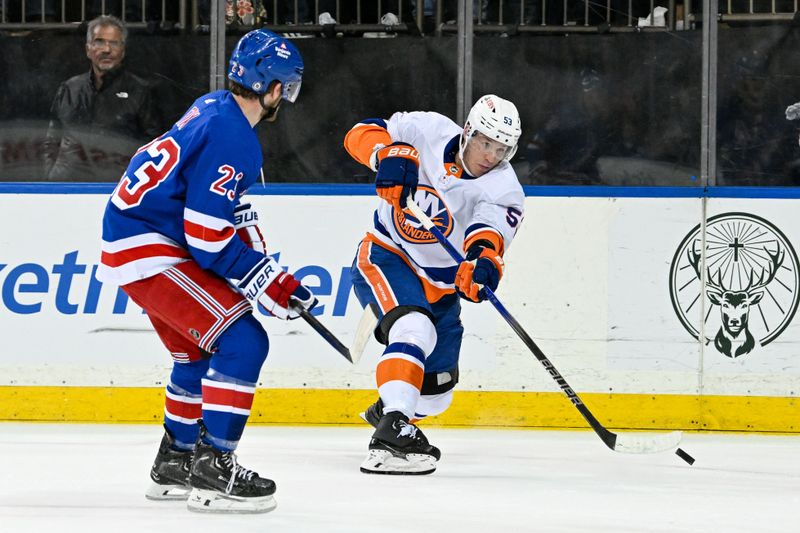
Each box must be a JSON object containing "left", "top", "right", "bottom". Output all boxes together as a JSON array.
[
  {"left": 717, "top": 52, "right": 794, "bottom": 186},
  {"left": 785, "top": 102, "right": 800, "bottom": 181},
  {"left": 787, "top": 102, "right": 800, "bottom": 146},
  {"left": 524, "top": 68, "right": 616, "bottom": 184},
  {"left": 44, "top": 15, "right": 161, "bottom": 181}
]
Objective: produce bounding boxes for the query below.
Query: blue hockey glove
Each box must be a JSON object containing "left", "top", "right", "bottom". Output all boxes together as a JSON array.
[
  {"left": 374, "top": 142, "right": 419, "bottom": 209},
  {"left": 455, "top": 245, "right": 504, "bottom": 303}
]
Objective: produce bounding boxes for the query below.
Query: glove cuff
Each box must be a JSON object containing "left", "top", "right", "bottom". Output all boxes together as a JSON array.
[
  {"left": 376, "top": 142, "right": 420, "bottom": 168},
  {"left": 237, "top": 256, "right": 283, "bottom": 302},
  {"left": 368, "top": 143, "right": 386, "bottom": 172},
  {"left": 466, "top": 245, "right": 504, "bottom": 280},
  {"left": 233, "top": 203, "right": 259, "bottom": 230},
  {"left": 480, "top": 248, "right": 505, "bottom": 280}
]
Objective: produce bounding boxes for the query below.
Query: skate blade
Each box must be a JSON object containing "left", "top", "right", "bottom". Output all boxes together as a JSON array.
[
  {"left": 186, "top": 488, "right": 277, "bottom": 514},
  {"left": 359, "top": 449, "right": 437, "bottom": 476},
  {"left": 145, "top": 482, "right": 191, "bottom": 501}
]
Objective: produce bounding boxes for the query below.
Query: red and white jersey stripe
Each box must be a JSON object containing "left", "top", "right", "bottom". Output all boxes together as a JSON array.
[
  {"left": 98, "top": 232, "right": 190, "bottom": 285},
  {"left": 183, "top": 207, "right": 236, "bottom": 254}
]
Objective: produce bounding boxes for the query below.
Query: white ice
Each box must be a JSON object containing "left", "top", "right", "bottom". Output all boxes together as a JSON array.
[{"left": 0, "top": 423, "right": 798, "bottom": 533}]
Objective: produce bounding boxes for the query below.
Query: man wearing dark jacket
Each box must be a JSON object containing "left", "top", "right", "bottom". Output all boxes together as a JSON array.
[{"left": 44, "top": 15, "right": 162, "bottom": 181}]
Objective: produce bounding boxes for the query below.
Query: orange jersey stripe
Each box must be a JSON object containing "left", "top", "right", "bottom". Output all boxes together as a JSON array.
[
  {"left": 344, "top": 123, "right": 392, "bottom": 168},
  {"left": 376, "top": 358, "right": 425, "bottom": 389},
  {"left": 364, "top": 234, "right": 454, "bottom": 304},
  {"left": 464, "top": 229, "right": 505, "bottom": 257}
]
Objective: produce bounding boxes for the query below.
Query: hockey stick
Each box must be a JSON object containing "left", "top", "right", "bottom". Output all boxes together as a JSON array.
[
  {"left": 349, "top": 302, "right": 379, "bottom": 365},
  {"left": 292, "top": 303, "right": 353, "bottom": 364},
  {"left": 404, "top": 197, "right": 681, "bottom": 454}
]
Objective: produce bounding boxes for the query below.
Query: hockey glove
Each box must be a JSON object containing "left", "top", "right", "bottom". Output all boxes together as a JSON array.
[
  {"left": 234, "top": 203, "right": 267, "bottom": 254},
  {"left": 237, "top": 256, "right": 318, "bottom": 320},
  {"left": 374, "top": 142, "right": 419, "bottom": 209},
  {"left": 454, "top": 245, "right": 504, "bottom": 303}
]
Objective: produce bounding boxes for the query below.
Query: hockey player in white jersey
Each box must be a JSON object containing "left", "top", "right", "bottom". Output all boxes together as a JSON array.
[{"left": 344, "top": 95, "right": 525, "bottom": 475}]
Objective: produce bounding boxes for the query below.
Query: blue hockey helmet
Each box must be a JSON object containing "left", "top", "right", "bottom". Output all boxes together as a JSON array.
[{"left": 228, "top": 29, "right": 304, "bottom": 103}]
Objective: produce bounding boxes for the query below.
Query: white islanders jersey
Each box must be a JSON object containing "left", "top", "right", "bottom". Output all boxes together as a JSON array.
[{"left": 350, "top": 111, "right": 525, "bottom": 301}]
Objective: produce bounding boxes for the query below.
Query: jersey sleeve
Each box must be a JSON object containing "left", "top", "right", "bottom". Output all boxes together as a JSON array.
[
  {"left": 343, "top": 118, "right": 392, "bottom": 169},
  {"left": 182, "top": 123, "right": 265, "bottom": 281},
  {"left": 343, "top": 112, "right": 443, "bottom": 169},
  {"left": 465, "top": 176, "right": 525, "bottom": 257}
]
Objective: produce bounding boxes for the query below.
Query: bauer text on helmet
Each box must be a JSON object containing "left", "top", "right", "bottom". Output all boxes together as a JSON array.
[
  {"left": 459, "top": 95, "right": 521, "bottom": 175},
  {"left": 228, "top": 29, "right": 304, "bottom": 103}
]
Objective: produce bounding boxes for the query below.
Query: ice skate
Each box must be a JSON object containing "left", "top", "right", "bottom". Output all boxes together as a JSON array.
[
  {"left": 187, "top": 439, "right": 277, "bottom": 514},
  {"left": 145, "top": 428, "right": 193, "bottom": 501},
  {"left": 360, "top": 411, "right": 440, "bottom": 475},
  {"left": 359, "top": 397, "right": 383, "bottom": 428}
]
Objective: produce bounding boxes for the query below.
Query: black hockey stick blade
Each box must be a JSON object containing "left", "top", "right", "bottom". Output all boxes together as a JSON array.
[{"left": 294, "top": 306, "right": 353, "bottom": 363}]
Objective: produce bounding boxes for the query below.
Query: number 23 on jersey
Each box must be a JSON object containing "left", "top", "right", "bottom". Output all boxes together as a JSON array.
[{"left": 111, "top": 136, "right": 242, "bottom": 210}]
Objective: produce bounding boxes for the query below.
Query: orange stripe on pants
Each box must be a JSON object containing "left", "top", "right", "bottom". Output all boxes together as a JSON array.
[
  {"left": 362, "top": 234, "right": 454, "bottom": 304},
  {"left": 357, "top": 239, "right": 398, "bottom": 313}
]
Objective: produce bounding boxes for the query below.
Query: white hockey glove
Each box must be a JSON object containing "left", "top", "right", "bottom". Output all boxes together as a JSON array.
[
  {"left": 234, "top": 202, "right": 267, "bottom": 254},
  {"left": 237, "top": 256, "right": 317, "bottom": 320}
]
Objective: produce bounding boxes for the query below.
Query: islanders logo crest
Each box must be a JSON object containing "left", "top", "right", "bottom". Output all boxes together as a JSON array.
[{"left": 393, "top": 186, "right": 453, "bottom": 244}]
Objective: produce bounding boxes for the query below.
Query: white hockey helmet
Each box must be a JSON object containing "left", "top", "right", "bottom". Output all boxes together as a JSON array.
[{"left": 461, "top": 94, "right": 522, "bottom": 165}]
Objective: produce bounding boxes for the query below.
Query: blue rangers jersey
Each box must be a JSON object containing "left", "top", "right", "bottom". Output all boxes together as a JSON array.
[{"left": 98, "top": 90, "right": 265, "bottom": 286}]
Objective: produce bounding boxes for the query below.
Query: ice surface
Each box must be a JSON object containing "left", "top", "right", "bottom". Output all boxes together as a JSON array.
[{"left": 0, "top": 424, "right": 797, "bottom": 532}]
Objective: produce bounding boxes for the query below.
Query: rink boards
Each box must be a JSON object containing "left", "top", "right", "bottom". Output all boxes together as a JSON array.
[{"left": 0, "top": 184, "right": 797, "bottom": 432}]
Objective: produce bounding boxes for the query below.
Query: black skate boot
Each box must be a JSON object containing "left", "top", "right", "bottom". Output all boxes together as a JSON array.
[
  {"left": 145, "top": 427, "right": 193, "bottom": 501},
  {"left": 187, "top": 437, "right": 277, "bottom": 513},
  {"left": 360, "top": 411, "right": 441, "bottom": 475},
  {"left": 359, "top": 397, "right": 383, "bottom": 428}
]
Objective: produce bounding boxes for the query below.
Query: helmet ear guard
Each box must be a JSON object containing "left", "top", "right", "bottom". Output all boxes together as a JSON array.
[{"left": 228, "top": 29, "right": 304, "bottom": 103}]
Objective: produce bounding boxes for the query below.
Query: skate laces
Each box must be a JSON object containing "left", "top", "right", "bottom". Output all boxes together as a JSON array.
[
  {"left": 221, "top": 452, "right": 256, "bottom": 494},
  {"left": 396, "top": 420, "right": 418, "bottom": 439}
]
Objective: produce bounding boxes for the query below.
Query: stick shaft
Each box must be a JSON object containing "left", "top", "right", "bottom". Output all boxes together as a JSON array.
[
  {"left": 296, "top": 307, "right": 353, "bottom": 363},
  {"left": 405, "top": 199, "right": 617, "bottom": 449}
]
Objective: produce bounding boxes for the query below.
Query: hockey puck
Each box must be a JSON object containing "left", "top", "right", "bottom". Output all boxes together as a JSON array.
[{"left": 675, "top": 447, "right": 695, "bottom": 465}]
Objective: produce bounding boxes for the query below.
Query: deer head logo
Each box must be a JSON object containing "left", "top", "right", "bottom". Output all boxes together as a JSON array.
[
  {"left": 669, "top": 213, "right": 800, "bottom": 359},
  {"left": 687, "top": 244, "right": 784, "bottom": 357}
]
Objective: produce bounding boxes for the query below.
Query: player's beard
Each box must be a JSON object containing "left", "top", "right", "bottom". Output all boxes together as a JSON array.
[{"left": 258, "top": 94, "right": 281, "bottom": 124}]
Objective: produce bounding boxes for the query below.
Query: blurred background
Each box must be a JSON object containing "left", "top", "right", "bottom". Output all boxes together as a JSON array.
[{"left": 0, "top": 0, "right": 798, "bottom": 187}]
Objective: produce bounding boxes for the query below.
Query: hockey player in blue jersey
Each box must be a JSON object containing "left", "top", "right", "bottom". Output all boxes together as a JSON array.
[{"left": 98, "top": 29, "right": 311, "bottom": 513}]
